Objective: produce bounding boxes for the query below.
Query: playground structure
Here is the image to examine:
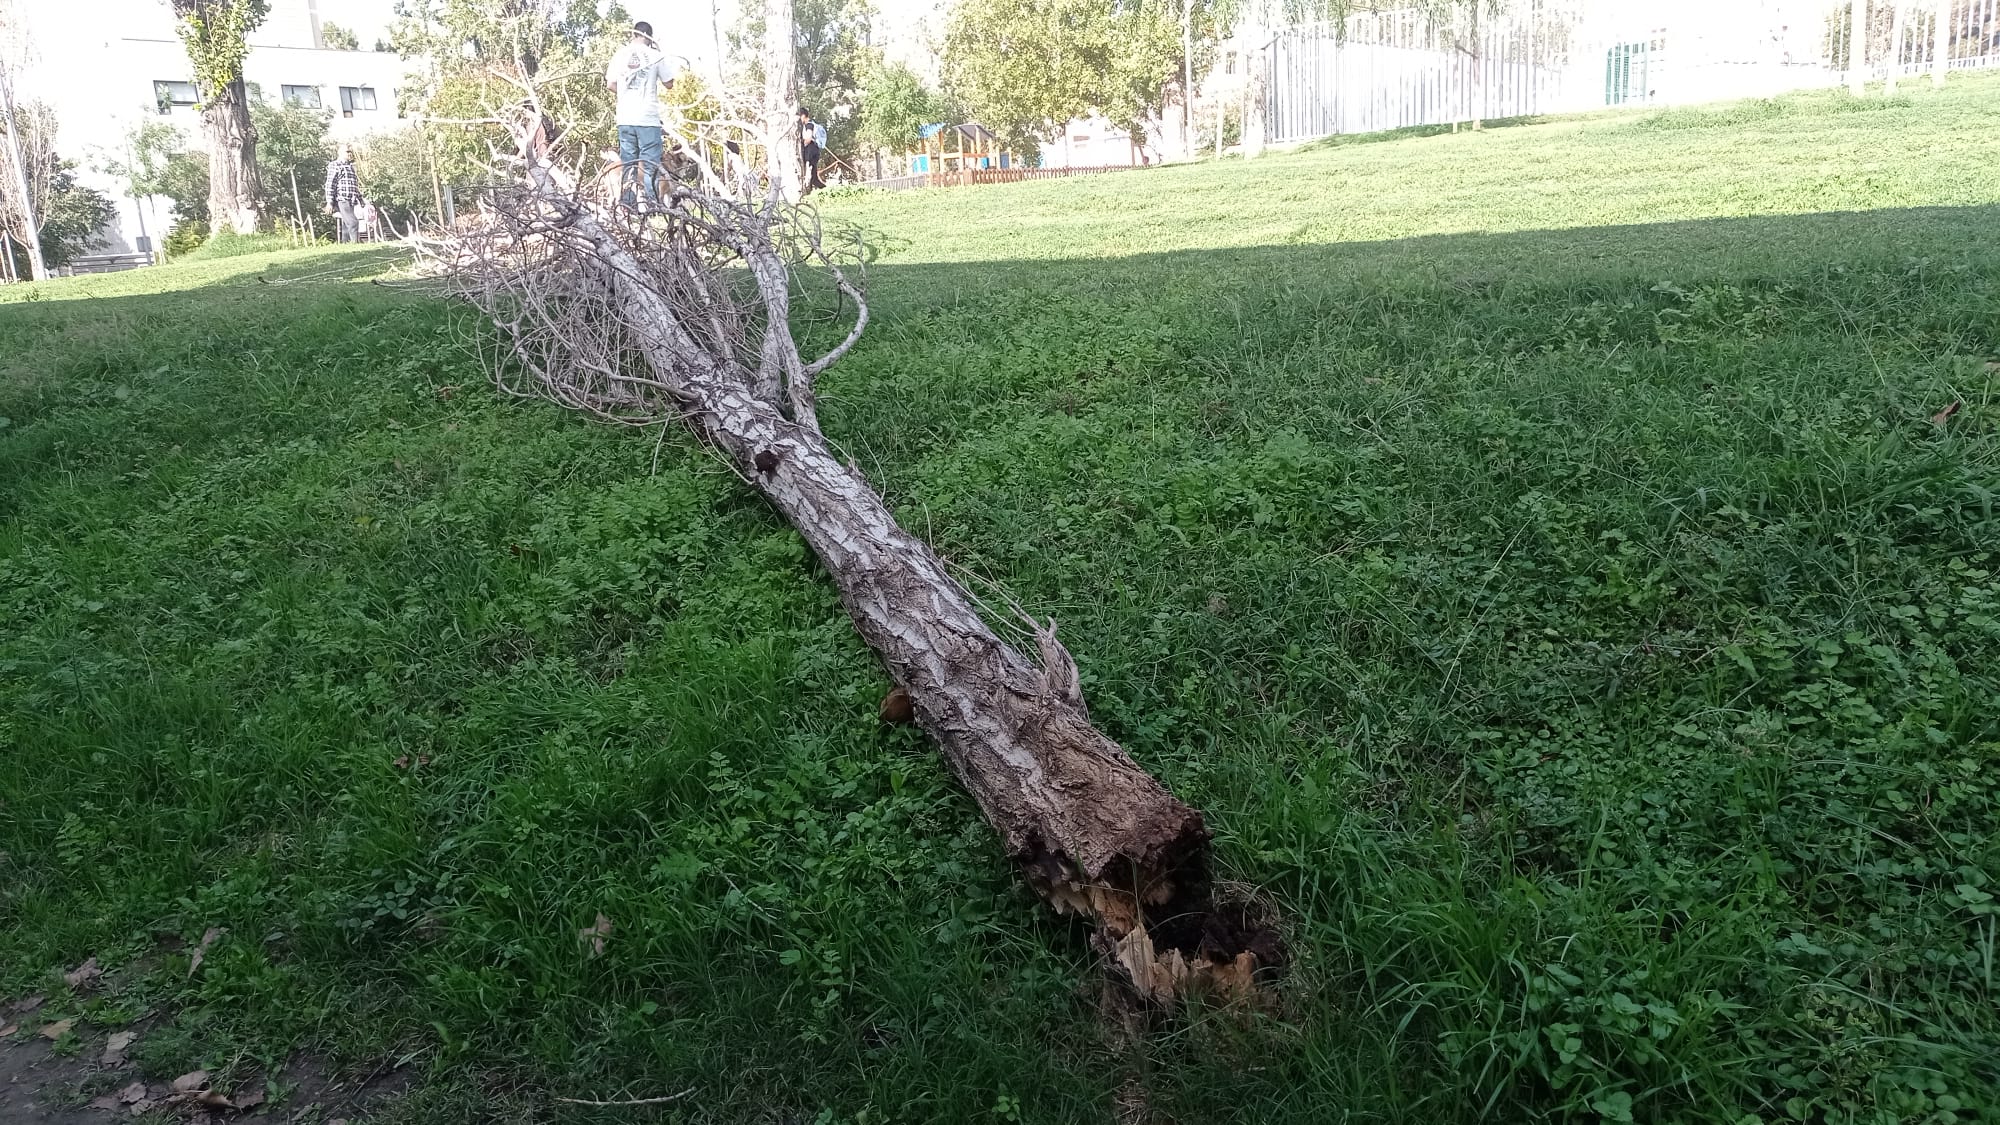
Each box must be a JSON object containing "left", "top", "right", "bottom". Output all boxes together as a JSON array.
[{"left": 907, "top": 122, "right": 1015, "bottom": 177}]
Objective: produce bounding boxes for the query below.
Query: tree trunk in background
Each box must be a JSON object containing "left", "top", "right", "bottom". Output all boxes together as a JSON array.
[
  {"left": 203, "top": 75, "right": 261, "bottom": 234},
  {"left": 1885, "top": 3, "right": 1908, "bottom": 91},
  {"left": 1932, "top": 0, "right": 1950, "bottom": 86},
  {"left": 1848, "top": 0, "right": 1869, "bottom": 94},
  {"left": 0, "top": 44, "right": 46, "bottom": 281},
  {"left": 763, "top": 0, "right": 802, "bottom": 200},
  {"left": 1180, "top": 0, "right": 1193, "bottom": 161}
]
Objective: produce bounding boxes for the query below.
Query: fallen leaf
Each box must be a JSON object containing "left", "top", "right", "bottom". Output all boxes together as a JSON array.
[
  {"left": 0, "top": 1023, "right": 17, "bottom": 1038},
  {"left": 194, "top": 1090, "right": 237, "bottom": 1109},
  {"left": 64, "top": 957, "right": 103, "bottom": 989},
  {"left": 172, "top": 1070, "right": 210, "bottom": 1094},
  {"left": 186, "top": 927, "right": 225, "bottom": 978},
  {"left": 579, "top": 912, "right": 613, "bottom": 958},
  {"left": 392, "top": 754, "right": 410, "bottom": 769},
  {"left": 118, "top": 1082, "right": 149, "bottom": 1104},
  {"left": 88, "top": 1095, "right": 122, "bottom": 1111},
  {"left": 39, "top": 1018, "right": 77, "bottom": 1039},
  {"left": 11, "top": 994, "right": 46, "bottom": 1014},
  {"left": 1986, "top": 359, "right": 2000, "bottom": 372},
  {"left": 103, "top": 1029, "right": 138, "bottom": 1064},
  {"left": 1931, "top": 400, "right": 1962, "bottom": 426},
  {"left": 127, "top": 1100, "right": 154, "bottom": 1117},
  {"left": 234, "top": 1088, "right": 267, "bottom": 1109}
]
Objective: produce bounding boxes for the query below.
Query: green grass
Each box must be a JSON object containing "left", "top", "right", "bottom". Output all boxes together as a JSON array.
[{"left": 4, "top": 75, "right": 1999, "bottom": 1124}]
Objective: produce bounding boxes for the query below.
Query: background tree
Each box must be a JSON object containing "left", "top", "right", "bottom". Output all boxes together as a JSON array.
[
  {"left": 942, "top": 0, "right": 1204, "bottom": 157},
  {"left": 0, "top": 0, "right": 45, "bottom": 279},
  {"left": 13, "top": 159, "right": 112, "bottom": 272},
  {"left": 249, "top": 92, "right": 335, "bottom": 235},
  {"left": 115, "top": 119, "right": 211, "bottom": 241},
  {"left": 763, "top": 0, "right": 803, "bottom": 197},
  {"left": 731, "top": 0, "right": 878, "bottom": 167},
  {"left": 318, "top": 19, "right": 360, "bottom": 50},
  {"left": 170, "top": 0, "right": 269, "bottom": 234},
  {"left": 0, "top": 101, "right": 110, "bottom": 274},
  {"left": 356, "top": 125, "right": 442, "bottom": 233},
  {"left": 389, "top": 0, "right": 626, "bottom": 189},
  {"left": 114, "top": 89, "right": 333, "bottom": 249},
  {"left": 856, "top": 60, "right": 950, "bottom": 166}
]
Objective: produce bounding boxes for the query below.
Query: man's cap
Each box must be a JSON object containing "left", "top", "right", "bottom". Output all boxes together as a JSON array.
[{"left": 633, "top": 21, "right": 653, "bottom": 37}]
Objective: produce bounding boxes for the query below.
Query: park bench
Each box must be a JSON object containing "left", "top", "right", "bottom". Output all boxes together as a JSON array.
[{"left": 59, "top": 252, "right": 156, "bottom": 276}]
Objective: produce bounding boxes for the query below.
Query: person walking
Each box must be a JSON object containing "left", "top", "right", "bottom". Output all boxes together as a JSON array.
[
  {"left": 605, "top": 21, "right": 673, "bottom": 211},
  {"left": 323, "top": 144, "right": 363, "bottom": 242},
  {"left": 798, "top": 106, "right": 827, "bottom": 191}
]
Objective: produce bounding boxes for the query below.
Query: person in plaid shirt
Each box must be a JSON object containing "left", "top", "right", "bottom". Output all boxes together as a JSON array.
[{"left": 324, "top": 145, "right": 363, "bottom": 242}]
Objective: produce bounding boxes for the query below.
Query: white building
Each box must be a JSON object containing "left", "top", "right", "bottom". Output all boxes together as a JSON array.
[{"left": 17, "top": 0, "right": 409, "bottom": 255}]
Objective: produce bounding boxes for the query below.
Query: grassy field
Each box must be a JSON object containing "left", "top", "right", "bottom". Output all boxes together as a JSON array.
[{"left": 4, "top": 76, "right": 1999, "bottom": 1124}]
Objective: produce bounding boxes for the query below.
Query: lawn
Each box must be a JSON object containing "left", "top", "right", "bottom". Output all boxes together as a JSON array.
[{"left": 3, "top": 76, "right": 1998, "bottom": 1124}]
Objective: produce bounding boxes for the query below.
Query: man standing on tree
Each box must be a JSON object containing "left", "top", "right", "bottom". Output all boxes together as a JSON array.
[
  {"left": 798, "top": 106, "right": 827, "bottom": 192},
  {"left": 323, "top": 144, "right": 363, "bottom": 242},
  {"left": 605, "top": 21, "right": 673, "bottom": 211}
]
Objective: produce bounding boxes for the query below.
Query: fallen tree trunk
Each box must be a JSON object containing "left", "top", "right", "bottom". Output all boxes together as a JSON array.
[{"left": 436, "top": 122, "right": 1279, "bottom": 1002}]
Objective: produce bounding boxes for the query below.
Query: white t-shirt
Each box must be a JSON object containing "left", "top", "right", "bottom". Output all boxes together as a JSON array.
[{"left": 606, "top": 41, "right": 667, "bottom": 127}]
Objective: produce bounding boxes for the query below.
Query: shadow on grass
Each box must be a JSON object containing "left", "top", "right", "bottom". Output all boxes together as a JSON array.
[{"left": 848, "top": 204, "right": 2000, "bottom": 314}]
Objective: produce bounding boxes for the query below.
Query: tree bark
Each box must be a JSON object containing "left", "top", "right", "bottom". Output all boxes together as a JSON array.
[
  {"left": 763, "top": 0, "right": 803, "bottom": 201},
  {"left": 203, "top": 76, "right": 261, "bottom": 235},
  {"left": 673, "top": 372, "right": 1273, "bottom": 1002}
]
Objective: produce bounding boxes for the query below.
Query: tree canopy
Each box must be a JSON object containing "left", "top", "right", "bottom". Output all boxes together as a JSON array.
[
  {"left": 942, "top": 0, "right": 1214, "bottom": 155},
  {"left": 318, "top": 20, "right": 360, "bottom": 50},
  {"left": 855, "top": 61, "right": 951, "bottom": 156},
  {"left": 390, "top": 0, "right": 630, "bottom": 185},
  {"left": 0, "top": 102, "right": 112, "bottom": 272},
  {"left": 119, "top": 91, "right": 339, "bottom": 239},
  {"left": 731, "top": 0, "right": 878, "bottom": 160}
]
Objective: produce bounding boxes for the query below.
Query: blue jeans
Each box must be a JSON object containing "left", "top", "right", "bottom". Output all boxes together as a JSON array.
[{"left": 617, "top": 125, "right": 663, "bottom": 207}]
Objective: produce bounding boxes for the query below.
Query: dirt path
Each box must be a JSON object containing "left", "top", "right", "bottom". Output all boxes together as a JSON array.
[
  {"left": 1, "top": 1013, "right": 406, "bottom": 1124},
  {"left": 1, "top": 1031, "right": 109, "bottom": 1125}
]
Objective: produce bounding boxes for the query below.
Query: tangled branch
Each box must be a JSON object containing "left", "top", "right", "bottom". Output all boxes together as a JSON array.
[{"left": 419, "top": 97, "right": 865, "bottom": 437}]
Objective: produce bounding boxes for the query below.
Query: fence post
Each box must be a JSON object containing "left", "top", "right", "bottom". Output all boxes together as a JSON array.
[
  {"left": 1849, "top": 0, "right": 1869, "bottom": 94},
  {"left": 1886, "top": 2, "right": 1909, "bottom": 90},
  {"left": 1932, "top": 0, "right": 1949, "bottom": 85}
]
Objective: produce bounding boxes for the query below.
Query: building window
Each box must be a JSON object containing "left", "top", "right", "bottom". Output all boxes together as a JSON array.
[
  {"left": 282, "top": 84, "right": 322, "bottom": 108},
  {"left": 153, "top": 80, "right": 198, "bottom": 114},
  {"left": 1225, "top": 51, "right": 1238, "bottom": 75},
  {"left": 339, "top": 86, "right": 377, "bottom": 116}
]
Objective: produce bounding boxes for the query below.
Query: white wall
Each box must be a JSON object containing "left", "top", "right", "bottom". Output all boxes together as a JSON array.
[
  {"left": 1043, "top": 113, "right": 1141, "bottom": 169},
  {"left": 17, "top": 0, "right": 412, "bottom": 255}
]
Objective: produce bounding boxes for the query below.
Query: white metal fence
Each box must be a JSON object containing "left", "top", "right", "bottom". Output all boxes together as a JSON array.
[{"left": 1262, "top": 0, "right": 2000, "bottom": 144}]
